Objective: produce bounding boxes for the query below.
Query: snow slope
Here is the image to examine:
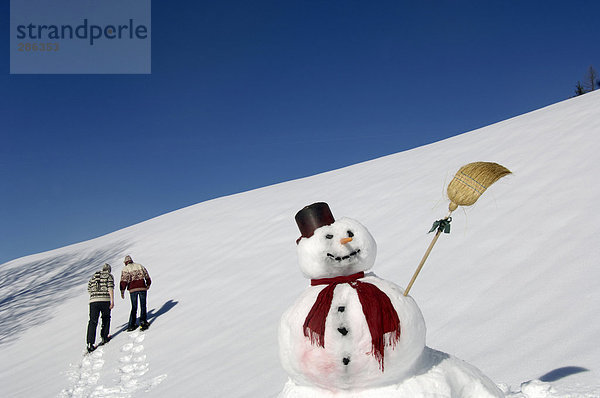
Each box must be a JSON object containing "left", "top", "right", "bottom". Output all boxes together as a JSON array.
[{"left": 1, "top": 91, "right": 599, "bottom": 397}]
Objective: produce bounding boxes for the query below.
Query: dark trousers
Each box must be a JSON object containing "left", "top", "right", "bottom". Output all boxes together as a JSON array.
[
  {"left": 87, "top": 301, "right": 111, "bottom": 345},
  {"left": 128, "top": 291, "right": 147, "bottom": 327}
]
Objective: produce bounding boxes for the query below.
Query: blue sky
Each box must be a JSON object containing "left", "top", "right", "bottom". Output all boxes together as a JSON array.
[{"left": 1, "top": 1, "right": 599, "bottom": 264}]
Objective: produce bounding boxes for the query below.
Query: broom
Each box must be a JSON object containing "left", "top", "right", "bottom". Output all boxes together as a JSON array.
[{"left": 403, "top": 162, "right": 511, "bottom": 297}]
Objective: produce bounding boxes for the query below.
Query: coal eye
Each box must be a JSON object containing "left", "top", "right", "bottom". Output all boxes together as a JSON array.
[
  {"left": 325, "top": 234, "right": 333, "bottom": 239},
  {"left": 347, "top": 230, "right": 354, "bottom": 238}
]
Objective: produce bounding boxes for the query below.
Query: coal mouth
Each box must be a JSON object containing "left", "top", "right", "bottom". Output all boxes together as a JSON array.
[{"left": 327, "top": 249, "right": 361, "bottom": 262}]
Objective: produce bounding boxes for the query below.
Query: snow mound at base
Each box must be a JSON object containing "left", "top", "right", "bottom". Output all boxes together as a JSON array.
[{"left": 279, "top": 347, "right": 503, "bottom": 397}]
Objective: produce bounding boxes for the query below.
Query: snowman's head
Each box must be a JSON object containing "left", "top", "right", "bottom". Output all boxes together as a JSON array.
[{"left": 295, "top": 203, "right": 377, "bottom": 279}]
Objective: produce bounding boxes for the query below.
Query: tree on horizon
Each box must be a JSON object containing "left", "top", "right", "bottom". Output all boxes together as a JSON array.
[
  {"left": 573, "top": 65, "right": 598, "bottom": 96},
  {"left": 584, "top": 66, "right": 597, "bottom": 92}
]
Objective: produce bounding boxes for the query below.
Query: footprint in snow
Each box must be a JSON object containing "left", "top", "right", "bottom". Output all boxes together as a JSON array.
[
  {"left": 116, "top": 330, "right": 166, "bottom": 395},
  {"left": 60, "top": 331, "right": 166, "bottom": 397},
  {"left": 59, "top": 347, "right": 105, "bottom": 397}
]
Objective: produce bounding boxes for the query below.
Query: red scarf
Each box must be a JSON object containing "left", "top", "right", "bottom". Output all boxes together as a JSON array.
[{"left": 303, "top": 271, "right": 401, "bottom": 371}]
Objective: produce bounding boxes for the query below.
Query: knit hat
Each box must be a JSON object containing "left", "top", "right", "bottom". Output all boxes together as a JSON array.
[
  {"left": 124, "top": 255, "right": 133, "bottom": 264},
  {"left": 102, "top": 263, "right": 111, "bottom": 272}
]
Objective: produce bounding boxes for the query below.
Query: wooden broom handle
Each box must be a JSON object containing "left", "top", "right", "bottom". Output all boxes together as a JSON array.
[
  {"left": 404, "top": 229, "right": 442, "bottom": 296},
  {"left": 404, "top": 212, "right": 453, "bottom": 297}
]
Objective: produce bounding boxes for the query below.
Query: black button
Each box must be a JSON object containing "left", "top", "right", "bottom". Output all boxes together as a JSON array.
[
  {"left": 338, "top": 306, "right": 345, "bottom": 312},
  {"left": 337, "top": 327, "right": 348, "bottom": 336},
  {"left": 342, "top": 357, "right": 350, "bottom": 365}
]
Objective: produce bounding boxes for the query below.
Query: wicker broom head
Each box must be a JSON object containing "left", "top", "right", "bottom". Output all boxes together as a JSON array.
[{"left": 446, "top": 162, "right": 511, "bottom": 211}]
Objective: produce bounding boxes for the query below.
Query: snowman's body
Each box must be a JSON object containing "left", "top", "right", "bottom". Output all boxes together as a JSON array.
[
  {"left": 279, "top": 346, "right": 505, "bottom": 398},
  {"left": 279, "top": 207, "right": 504, "bottom": 397},
  {"left": 279, "top": 273, "right": 426, "bottom": 390}
]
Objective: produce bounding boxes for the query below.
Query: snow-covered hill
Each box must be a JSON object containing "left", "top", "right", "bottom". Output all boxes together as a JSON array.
[{"left": 1, "top": 91, "right": 599, "bottom": 397}]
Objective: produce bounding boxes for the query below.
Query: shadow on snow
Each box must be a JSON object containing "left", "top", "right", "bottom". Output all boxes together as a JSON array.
[
  {"left": 111, "top": 299, "right": 179, "bottom": 340},
  {"left": 538, "top": 366, "right": 589, "bottom": 382},
  {"left": 0, "top": 243, "right": 130, "bottom": 346}
]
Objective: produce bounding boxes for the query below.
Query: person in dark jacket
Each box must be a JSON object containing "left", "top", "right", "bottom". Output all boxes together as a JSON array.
[
  {"left": 120, "top": 255, "right": 152, "bottom": 331},
  {"left": 87, "top": 263, "right": 114, "bottom": 352}
]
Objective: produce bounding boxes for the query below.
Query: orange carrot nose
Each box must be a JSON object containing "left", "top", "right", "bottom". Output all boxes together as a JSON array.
[{"left": 340, "top": 237, "right": 353, "bottom": 245}]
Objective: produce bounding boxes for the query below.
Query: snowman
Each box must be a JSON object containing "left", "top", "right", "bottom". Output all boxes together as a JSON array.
[{"left": 278, "top": 202, "right": 504, "bottom": 397}]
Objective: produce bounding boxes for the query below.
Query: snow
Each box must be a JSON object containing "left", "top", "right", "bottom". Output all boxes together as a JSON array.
[
  {"left": 1, "top": 91, "right": 600, "bottom": 397},
  {"left": 295, "top": 217, "right": 377, "bottom": 279},
  {"left": 279, "top": 273, "right": 428, "bottom": 392},
  {"left": 280, "top": 347, "right": 504, "bottom": 398},
  {"left": 59, "top": 331, "right": 167, "bottom": 397},
  {"left": 281, "top": 214, "right": 502, "bottom": 396}
]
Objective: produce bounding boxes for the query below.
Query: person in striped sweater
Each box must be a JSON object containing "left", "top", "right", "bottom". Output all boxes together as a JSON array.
[
  {"left": 120, "top": 255, "right": 152, "bottom": 331},
  {"left": 87, "top": 263, "right": 114, "bottom": 352}
]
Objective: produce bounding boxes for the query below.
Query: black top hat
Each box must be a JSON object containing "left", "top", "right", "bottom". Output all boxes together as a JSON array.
[{"left": 295, "top": 202, "right": 335, "bottom": 242}]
